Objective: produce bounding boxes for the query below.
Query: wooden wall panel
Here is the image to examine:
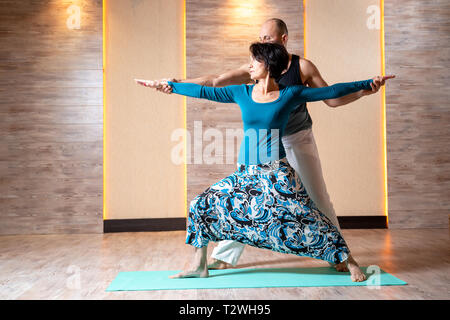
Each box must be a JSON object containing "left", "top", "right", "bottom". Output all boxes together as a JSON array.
[
  {"left": 1, "top": 0, "right": 447, "bottom": 234},
  {"left": 0, "top": 0, "right": 103, "bottom": 234},
  {"left": 186, "top": 0, "right": 304, "bottom": 203},
  {"left": 384, "top": 0, "right": 450, "bottom": 228}
]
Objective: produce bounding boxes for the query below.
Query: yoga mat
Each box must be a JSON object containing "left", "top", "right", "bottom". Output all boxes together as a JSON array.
[{"left": 106, "top": 267, "right": 407, "bottom": 291}]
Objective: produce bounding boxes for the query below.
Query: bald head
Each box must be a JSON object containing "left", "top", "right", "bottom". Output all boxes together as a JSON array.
[
  {"left": 265, "top": 18, "right": 288, "bottom": 36},
  {"left": 259, "top": 18, "right": 289, "bottom": 47}
]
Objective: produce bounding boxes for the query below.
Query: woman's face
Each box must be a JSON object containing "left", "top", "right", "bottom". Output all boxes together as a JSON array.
[{"left": 248, "top": 55, "right": 268, "bottom": 80}]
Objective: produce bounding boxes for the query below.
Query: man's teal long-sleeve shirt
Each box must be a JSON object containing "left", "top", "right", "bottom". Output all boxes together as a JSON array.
[{"left": 167, "top": 80, "right": 373, "bottom": 165}]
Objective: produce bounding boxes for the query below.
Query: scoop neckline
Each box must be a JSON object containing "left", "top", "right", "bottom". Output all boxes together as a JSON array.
[{"left": 248, "top": 84, "right": 285, "bottom": 105}]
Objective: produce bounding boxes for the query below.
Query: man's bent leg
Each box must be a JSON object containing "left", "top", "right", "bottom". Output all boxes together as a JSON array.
[
  {"left": 281, "top": 128, "right": 341, "bottom": 232},
  {"left": 210, "top": 240, "right": 245, "bottom": 267}
]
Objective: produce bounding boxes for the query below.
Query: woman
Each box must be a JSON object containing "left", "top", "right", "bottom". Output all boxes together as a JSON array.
[{"left": 137, "top": 42, "right": 393, "bottom": 282}]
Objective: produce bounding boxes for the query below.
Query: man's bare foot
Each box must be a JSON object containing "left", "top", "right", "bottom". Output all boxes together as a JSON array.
[
  {"left": 328, "top": 261, "right": 349, "bottom": 272},
  {"left": 169, "top": 246, "right": 209, "bottom": 279},
  {"left": 207, "top": 258, "right": 232, "bottom": 270},
  {"left": 346, "top": 255, "right": 367, "bottom": 282}
]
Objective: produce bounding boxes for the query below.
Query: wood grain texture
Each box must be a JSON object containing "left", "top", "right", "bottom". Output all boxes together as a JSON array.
[
  {"left": 384, "top": 0, "right": 450, "bottom": 228},
  {"left": 0, "top": 0, "right": 103, "bottom": 234},
  {"left": 186, "top": 0, "right": 304, "bottom": 204},
  {"left": 0, "top": 229, "right": 448, "bottom": 299}
]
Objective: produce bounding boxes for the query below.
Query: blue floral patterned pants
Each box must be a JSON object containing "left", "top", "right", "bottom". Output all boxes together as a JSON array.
[{"left": 186, "top": 158, "right": 350, "bottom": 264}]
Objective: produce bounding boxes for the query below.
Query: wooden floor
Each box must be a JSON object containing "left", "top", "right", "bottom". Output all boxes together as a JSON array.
[{"left": 0, "top": 228, "right": 448, "bottom": 300}]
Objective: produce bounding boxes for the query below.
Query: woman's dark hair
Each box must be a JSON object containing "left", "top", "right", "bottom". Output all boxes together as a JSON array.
[{"left": 249, "top": 42, "right": 289, "bottom": 79}]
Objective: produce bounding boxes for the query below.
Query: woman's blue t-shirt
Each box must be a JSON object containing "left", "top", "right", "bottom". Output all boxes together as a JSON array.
[{"left": 167, "top": 80, "right": 372, "bottom": 165}]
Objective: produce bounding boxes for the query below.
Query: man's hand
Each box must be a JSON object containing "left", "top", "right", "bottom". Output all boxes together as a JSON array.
[{"left": 364, "top": 75, "right": 396, "bottom": 95}]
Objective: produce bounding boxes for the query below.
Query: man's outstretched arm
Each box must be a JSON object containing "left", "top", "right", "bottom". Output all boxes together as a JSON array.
[
  {"left": 156, "top": 63, "right": 252, "bottom": 94},
  {"left": 300, "top": 58, "right": 381, "bottom": 108}
]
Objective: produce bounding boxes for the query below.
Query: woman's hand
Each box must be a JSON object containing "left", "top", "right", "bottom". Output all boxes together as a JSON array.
[
  {"left": 134, "top": 78, "right": 170, "bottom": 89},
  {"left": 364, "top": 74, "right": 395, "bottom": 95},
  {"left": 156, "top": 78, "right": 177, "bottom": 94}
]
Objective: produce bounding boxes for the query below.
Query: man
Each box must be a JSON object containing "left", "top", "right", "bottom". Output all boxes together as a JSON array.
[{"left": 153, "top": 18, "right": 383, "bottom": 278}]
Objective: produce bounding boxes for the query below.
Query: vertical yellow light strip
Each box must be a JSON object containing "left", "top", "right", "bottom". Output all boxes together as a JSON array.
[
  {"left": 380, "top": 0, "right": 388, "bottom": 226},
  {"left": 303, "top": 0, "right": 307, "bottom": 59},
  {"left": 102, "top": 0, "right": 107, "bottom": 220},
  {"left": 183, "top": 0, "right": 187, "bottom": 217}
]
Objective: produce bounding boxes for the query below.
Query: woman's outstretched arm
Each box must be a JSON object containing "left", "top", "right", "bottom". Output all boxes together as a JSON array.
[
  {"left": 165, "top": 81, "right": 238, "bottom": 103},
  {"left": 292, "top": 75, "right": 394, "bottom": 104},
  {"left": 135, "top": 79, "right": 239, "bottom": 103}
]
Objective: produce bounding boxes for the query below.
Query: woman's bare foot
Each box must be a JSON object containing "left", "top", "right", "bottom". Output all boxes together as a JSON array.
[
  {"left": 345, "top": 255, "right": 367, "bottom": 282},
  {"left": 169, "top": 246, "right": 209, "bottom": 279},
  {"left": 169, "top": 266, "right": 209, "bottom": 278},
  {"left": 207, "top": 258, "right": 232, "bottom": 270},
  {"left": 328, "top": 261, "right": 349, "bottom": 272}
]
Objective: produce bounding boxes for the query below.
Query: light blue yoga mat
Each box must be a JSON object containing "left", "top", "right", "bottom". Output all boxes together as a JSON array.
[{"left": 106, "top": 267, "right": 407, "bottom": 291}]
